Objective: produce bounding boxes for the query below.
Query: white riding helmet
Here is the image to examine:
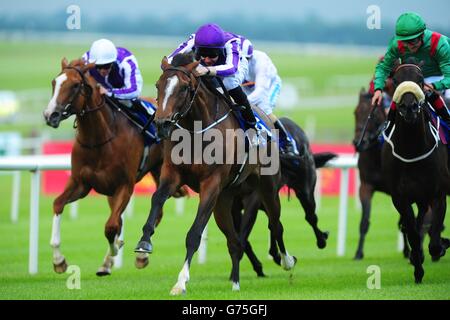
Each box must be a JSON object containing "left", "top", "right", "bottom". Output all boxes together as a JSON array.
[{"left": 89, "top": 39, "right": 117, "bottom": 65}]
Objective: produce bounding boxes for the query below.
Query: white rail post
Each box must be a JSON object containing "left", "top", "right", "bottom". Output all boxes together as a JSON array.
[
  {"left": 314, "top": 169, "right": 322, "bottom": 212},
  {"left": 397, "top": 231, "right": 404, "bottom": 252},
  {"left": 29, "top": 169, "right": 41, "bottom": 275},
  {"left": 175, "top": 197, "right": 185, "bottom": 216},
  {"left": 337, "top": 168, "right": 350, "bottom": 257},
  {"left": 11, "top": 171, "right": 21, "bottom": 223},
  {"left": 69, "top": 201, "right": 78, "bottom": 220},
  {"left": 114, "top": 218, "right": 125, "bottom": 269},
  {"left": 125, "top": 195, "right": 134, "bottom": 219}
]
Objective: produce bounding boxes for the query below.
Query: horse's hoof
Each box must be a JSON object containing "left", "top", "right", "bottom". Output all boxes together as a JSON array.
[
  {"left": 135, "top": 253, "right": 149, "bottom": 269},
  {"left": 53, "top": 258, "right": 68, "bottom": 274},
  {"left": 429, "top": 244, "right": 445, "bottom": 262},
  {"left": 441, "top": 237, "right": 450, "bottom": 249},
  {"left": 170, "top": 286, "right": 186, "bottom": 296},
  {"left": 414, "top": 267, "right": 424, "bottom": 284},
  {"left": 232, "top": 282, "right": 240, "bottom": 291},
  {"left": 354, "top": 252, "right": 364, "bottom": 260},
  {"left": 134, "top": 240, "right": 153, "bottom": 254},
  {"left": 96, "top": 267, "right": 112, "bottom": 277}
]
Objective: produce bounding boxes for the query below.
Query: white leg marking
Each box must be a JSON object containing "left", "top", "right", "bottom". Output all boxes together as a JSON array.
[
  {"left": 170, "top": 260, "right": 190, "bottom": 295},
  {"left": 50, "top": 215, "right": 64, "bottom": 264},
  {"left": 232, "top": 282, "right": 240, "bottom": 291},
  {"left": 280, "top": 251, "right": 296, "bottom": 271},
  {"left": 44, "top": 73, "right": 67, "bottom": 118},
  {"left": 162, "top": 76, "right": 178, "bottom": 111}
]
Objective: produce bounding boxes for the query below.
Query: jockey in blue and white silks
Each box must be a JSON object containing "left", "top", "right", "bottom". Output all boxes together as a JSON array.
[
  {"left": 167, "top": 23, "right": 258, "bottom": 132},
  {"left": 242, "top": 49, "right": 298, "bottom": 157},
  {"left": 82, "top": 39, "right": 151, "bottom": 115}
]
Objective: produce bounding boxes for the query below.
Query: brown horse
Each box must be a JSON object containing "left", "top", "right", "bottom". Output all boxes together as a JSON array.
[
  {"left": 134, "top": 53, "right": 296, "bottom": 294},
  {"left": 382, "top": 63, "right": 450, "bottom": 283},
  {"left": 43, "top": 58, "right": 164, "bottom": 276}
]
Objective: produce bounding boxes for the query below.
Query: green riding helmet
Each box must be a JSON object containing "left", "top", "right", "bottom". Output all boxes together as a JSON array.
[{"left": 395, "top": 12, "right": 426, "bottom": 41}]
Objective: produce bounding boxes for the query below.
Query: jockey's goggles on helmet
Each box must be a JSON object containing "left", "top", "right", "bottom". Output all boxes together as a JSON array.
[
  {"left": 405, "top": 35, "right": 422, "bottom": 45},
  {"left": 195, "top": 48, "right": 221, "bottom": 59},
  {"left": 96, "top": 63, "right": 113, "bottom": 70}
]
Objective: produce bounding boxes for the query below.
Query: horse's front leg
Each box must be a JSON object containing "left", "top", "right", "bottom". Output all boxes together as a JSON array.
[
  {"left": 170, "top": 175, "right": 221, "bottom": 296},
  {"left": 354, "top": 182, "right": 374, "bottom": 260},
  {"left": 96, "top": 185, "right": 132, "bottom": 276},
  {"left": 51, "top": 177, "right": 90, "bottom": 273},
  {"left": 392, "top": 196, "right": 424, "bottom": 283},
  {"left": 135, "top": 169, "right": 181, "bottom": 268}
]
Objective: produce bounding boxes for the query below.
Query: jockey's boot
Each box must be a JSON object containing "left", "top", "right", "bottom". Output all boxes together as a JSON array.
[
  {"left": 228, "top": 86, "right": 258, "bottom": 147},
  {"left": 274, "top": 120, "right": 299, "bottom": 158},
  {"left": 428, "top": 91, "right": 450, "bottom": 129}
]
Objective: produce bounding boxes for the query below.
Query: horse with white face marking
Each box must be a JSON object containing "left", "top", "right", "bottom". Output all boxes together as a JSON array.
[{"left": 44, "top": 58, "right": 166, "bottom": 276}]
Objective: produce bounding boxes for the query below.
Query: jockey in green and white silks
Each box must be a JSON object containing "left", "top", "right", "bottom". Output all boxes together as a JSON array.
[{"left": 372, "top": 12, "right": 450, "bottom": 128}]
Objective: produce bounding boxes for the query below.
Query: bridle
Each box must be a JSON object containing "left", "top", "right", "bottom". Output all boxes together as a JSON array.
[
  {"left": 61, "top": 66, "right": 105, "bottom": 119},
  {"left": 162, "top": 67, "right": 202, "bottom": 124},
  {"left": 62, "top": 66, "right": 115, "bottom": 149}
]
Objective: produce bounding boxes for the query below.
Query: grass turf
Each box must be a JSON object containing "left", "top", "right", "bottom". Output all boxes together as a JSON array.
[{"left": 0, "top": 173, "right": 449, "bottom": 300}]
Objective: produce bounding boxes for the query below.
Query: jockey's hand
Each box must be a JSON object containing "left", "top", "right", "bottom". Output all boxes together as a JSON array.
[
  {"left": 97, "top": 84, "right": 111, "bottom": 96},
  {"left": 371, "top": 89, "right": 383, "bottom": 106},
  {"left": 195, "top": 65, "right": 216, "bottom": 77},
  {"left": 424, "top": 83, "right": 435, "bottom": 94}
]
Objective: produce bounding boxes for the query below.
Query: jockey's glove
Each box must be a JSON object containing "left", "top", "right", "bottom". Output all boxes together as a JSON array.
[{"left": 195, "top": 65, "right": 217, "bottom": 76}]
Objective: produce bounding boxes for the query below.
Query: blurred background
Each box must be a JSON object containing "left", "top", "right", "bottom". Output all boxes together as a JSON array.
[
  {"left": 1, "top": 1, "right": 450, "bottom": 299},
  {"left": 1, "top": 0, "right": 449, "bottom": 147}
]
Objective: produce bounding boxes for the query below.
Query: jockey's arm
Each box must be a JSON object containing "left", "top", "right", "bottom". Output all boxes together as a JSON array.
[
  {"left": 431, "top": 38, "right": 450, "bottom": 91},
  {"left": 374, "top": 38, "right": 399, "bottom": 93},
  {"left": 210, "top": 40, "right": 240, "bottom": 77},
  {"left": 167, "top": 35, "right": 195, "bottom": 65},
  {"left": 111, "top": 57, "right": 143, "bottom": 100}
]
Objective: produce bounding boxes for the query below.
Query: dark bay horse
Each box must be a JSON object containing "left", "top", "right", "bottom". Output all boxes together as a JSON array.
[
  {"left": 134, "top": 54, "right": 296, "bottom": 294},
  {"left": 353, "top": 89, "right": 413, "bottom": 260},
  {"left": 382, "top": 63, "right": 450, "bottom": 283},
  {"left": 232, "top": 118, "right": 335, "bottom": 275},
  {"left": 43, "top": 58, "right": 164, "bottom": 276}
]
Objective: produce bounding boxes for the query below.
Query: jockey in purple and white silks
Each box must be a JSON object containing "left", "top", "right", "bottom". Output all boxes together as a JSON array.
[
  {"left": 167, "top": 23, "right": 258, "bottom": 132},
  {"left": 83, "top": 39, "right": 151, "bottom": 115},
  {"left": 242, "top": 49, "right": 298, "bottom": 157}
]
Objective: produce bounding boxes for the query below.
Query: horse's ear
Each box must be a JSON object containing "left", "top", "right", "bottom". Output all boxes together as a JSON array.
[
  {"left": 185, "top": 60, "right": 200, "bottom": 72},
  {"left": 161, "top": 56, "right": 170, "bottom": 70},
  {"left": 418, "top": 60, "right": 425, "bottom": 68},
  {"left": 81, "top": 62, "right": 96, "bottom": 73},
  {"left": 61, "top": 57, "right": 69, "bottom": 70}
]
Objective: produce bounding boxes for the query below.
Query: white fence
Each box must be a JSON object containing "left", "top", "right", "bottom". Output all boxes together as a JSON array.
[{"left": 0, "top": 154, "right": 358, "bottom": 274}]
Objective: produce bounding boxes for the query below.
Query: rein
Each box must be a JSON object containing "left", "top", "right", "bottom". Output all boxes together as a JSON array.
[
  {"left": 64, "top": 66, "right": 116, "bottom": 149},
  {"left": 163, "top": 67, "right": 232, "bottom": 134}
]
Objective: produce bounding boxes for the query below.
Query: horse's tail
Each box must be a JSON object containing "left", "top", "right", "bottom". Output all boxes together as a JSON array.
[{"left": 313, "top": 152, "right": 337, "bottom": 169}]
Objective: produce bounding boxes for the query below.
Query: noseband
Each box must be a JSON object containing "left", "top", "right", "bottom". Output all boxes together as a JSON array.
[{"left": 62, "top": 66, "right": 104, "bottom": 118}]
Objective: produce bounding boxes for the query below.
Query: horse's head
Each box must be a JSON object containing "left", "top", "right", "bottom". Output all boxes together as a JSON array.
[
  {"left": 392, "top": 58, "right": 424, "bottom": 90},
  {"left": 393, "top": 81, "right": 426, "bottom": 124},
  {"left": 43, "top": 58, "right": 96, "bottom": 128},
  {"left": 155, "top": 54, "right": 200, "bottom": 139},
  {"left": 353, "top": 88, "right": 386, "bottom": 151}
]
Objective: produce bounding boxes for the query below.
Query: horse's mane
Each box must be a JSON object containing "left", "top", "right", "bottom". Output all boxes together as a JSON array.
[{"left": 171, "top": 52, "right": 195, "bottom": 67}]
